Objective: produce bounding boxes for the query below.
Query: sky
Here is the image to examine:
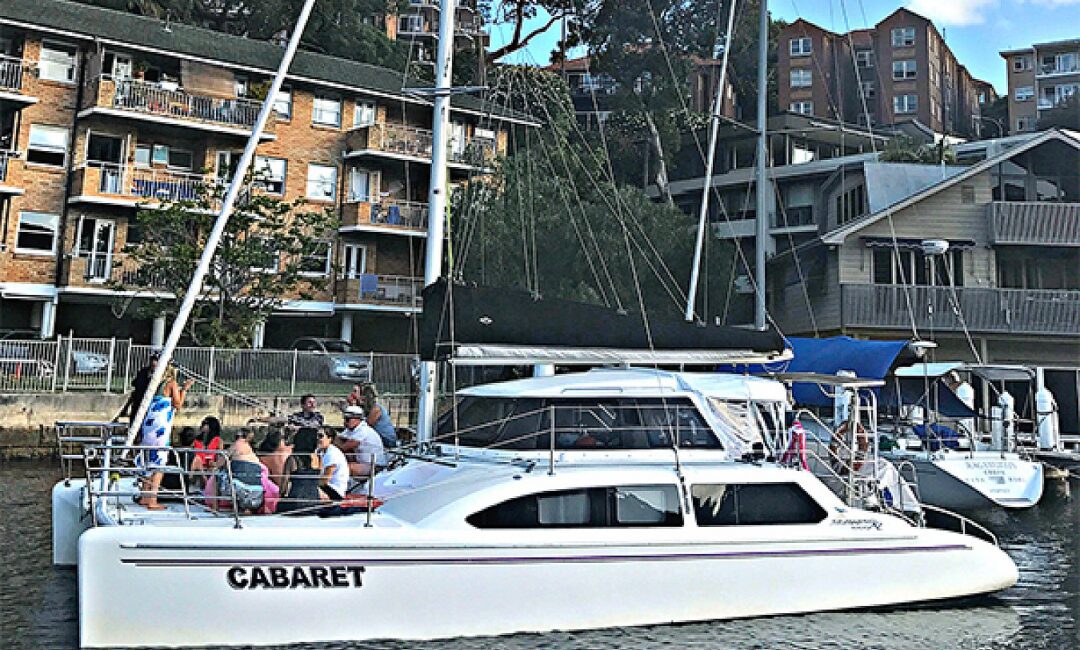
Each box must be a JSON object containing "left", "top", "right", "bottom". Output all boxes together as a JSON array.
[{"left": 486, "top": 0, "right": 1080, "bottom": 93}]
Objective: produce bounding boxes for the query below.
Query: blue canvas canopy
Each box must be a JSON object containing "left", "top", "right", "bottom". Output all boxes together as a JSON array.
[{"left": 720, "top": 336, "right": 911, "bottom": 407}]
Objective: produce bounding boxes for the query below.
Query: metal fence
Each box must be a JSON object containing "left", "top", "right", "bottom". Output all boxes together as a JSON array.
[{"left": 0, "top": 336, "right": 417, "bottom": 399}]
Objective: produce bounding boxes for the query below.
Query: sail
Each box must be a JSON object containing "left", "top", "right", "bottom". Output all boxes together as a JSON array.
[{"left": 419, "top": 278, "right": 787, "bottom": 365}]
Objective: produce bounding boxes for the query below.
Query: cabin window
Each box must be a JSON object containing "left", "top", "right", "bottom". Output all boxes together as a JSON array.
[
  {"left": 691, "top": 483, "right": 826, "bottom": 526},
  {"left": 467, "top": 485, "right": 683, "bottom": 529},
  {"left": 438, "top": 397, "right": 719, "bottom": 451}
]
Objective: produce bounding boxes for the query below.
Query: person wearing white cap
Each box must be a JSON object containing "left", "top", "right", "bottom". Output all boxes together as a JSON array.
[{"left": 335, "top": 405, "right": 387, "bottom": 477}]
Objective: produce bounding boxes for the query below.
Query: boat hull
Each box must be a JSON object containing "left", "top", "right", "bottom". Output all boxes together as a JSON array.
[
  {"left": 79, "top": 524, "right": 1017, "bottom": 648},
  {"left": 886, "top": 452, "right": 1044, "bottom": 510},
  {"left": 53, "top": 479, "right": 91, "bottom": 566}
]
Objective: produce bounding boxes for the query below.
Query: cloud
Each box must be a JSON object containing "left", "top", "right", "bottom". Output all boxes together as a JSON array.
[{"left": 905, "top": 0, "right": 997, "bottom": 26}]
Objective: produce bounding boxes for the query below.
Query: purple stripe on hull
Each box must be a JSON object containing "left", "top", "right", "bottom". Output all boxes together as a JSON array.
[{"left": 121, "top": 544, "right": 971, "bottom": 567}]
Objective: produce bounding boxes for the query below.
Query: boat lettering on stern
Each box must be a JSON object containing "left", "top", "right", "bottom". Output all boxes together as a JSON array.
[{"left": 226, "top": 565, "right": 366, "bottom": 590}]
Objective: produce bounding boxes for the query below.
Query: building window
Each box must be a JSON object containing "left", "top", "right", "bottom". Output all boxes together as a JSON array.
[
  {"left": 272, "top": 88, "right": 292, "bottom": 119},
  {"left": 961, "top": 185, "right": 975, "bottom": 204},
  {"left": 299, "top": 241, "right": 332, "bottom": 277},
  {"left": 892, "top": 60, "right": 917, "bottom": 80},
  {"left": 1015, "top": 86, "right": 1034, "bottom": 101},
  {"left": 134, "top": 145, "right": 151, "bottom": 168},
  {"left": 253, "top": 156, "right": 287, "bottom": 195},
  {"left": 312, "top": 96, "right": 342, "bottom": 127},
  {"left": 1016, "top": 116, "right": 1033, "bottom": 131},
  {"left": 789, "top": 37, "right": 812, "bottom": 57},
  {"left": 855, "top": 50, "right": 874, "bottom": 67},
  {"left": 860, "top": 81, "right": 875, "bottom": 99},
  {"left": 1013, "top": 55, "right": 1032, "bottom": 72},
  {"left": 872, "top": 248, "right": 964, "bottom": 286},
  {"left": 467, "top": 485, "right": 683, "bottom": 529},
  {"left": 790, "top": 68, "right": 812, "bottom": 88},
  {"left": 26, "top": 124, "right": 69, "bottom": 167},
  {"left": 893, "top": 94, "right": 918, "bottom": 114},
  {"left": 835, "top": 184, "right": 866, "bottom": 224},
  {"left": 789, "top": 101, "right": 814, "bottom": 115},
  {"left": 248, "top": 236, "right": 279, "bottom": 273},
  {"left": 347, "top": 168, "right": 374, "bottom": 202},
  {"left": 891, "top": 27, "right": 916, "bottom": 47},
  {"left": 15, "top": 212, "right": 59, "bottom": 254},
  {"left": 39, "top": 41, "right": 77, "bottom": 83},
  {"left": 353, "top": 100, "right": 377, "bottom": 128},
  {"left": 691, "top": 483, "right": 826, "bottom": 526},
  {"left": 306, "top": 163, "right": 338, "bottom": 201}
]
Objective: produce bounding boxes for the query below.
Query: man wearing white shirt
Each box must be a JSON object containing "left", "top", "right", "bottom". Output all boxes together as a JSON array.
[{"left": 335, "top": 405, "right": 387, "bottom": 477}]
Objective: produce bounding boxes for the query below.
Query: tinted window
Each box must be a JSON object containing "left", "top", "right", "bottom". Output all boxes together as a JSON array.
[
  {"left": 468, "top": 485, "right": 683, "bottom": 529},
  {"left": 691, "top": 483, "right": 826, "bottom": 526},
  {"left": 438, "top": 397, "right": 719, "bottom": 450}
]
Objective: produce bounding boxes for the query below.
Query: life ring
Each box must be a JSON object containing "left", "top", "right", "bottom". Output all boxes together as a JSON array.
[{"left": 828, "top": 420, "right": 870, "bottom": 475}]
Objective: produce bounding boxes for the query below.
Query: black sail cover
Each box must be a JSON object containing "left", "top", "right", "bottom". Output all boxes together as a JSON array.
[{"left": 419, "top": 278, "right": 787, "bottom": 363}]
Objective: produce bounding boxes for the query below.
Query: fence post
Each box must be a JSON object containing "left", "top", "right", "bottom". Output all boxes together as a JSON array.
[
  {"left": 369, "top": 351, "right": 375, "bottom": 385},
  {"left": 122, "top": 339, "right": 133, "bottom": 393},
  {"left": 207, "top": 346, "right": 216, "bottom": 395},
  {"left": 290, "top": 349, "right": 298, "bottom": 396},
  {"left": 62, "top": 335, "right": 72, "bottom": 393},
  {"left": 50, "top": 335, "right": 62, "bottom": 393},
  {"left": 105, "top": 337, "right": 116, "bottom": 393}
]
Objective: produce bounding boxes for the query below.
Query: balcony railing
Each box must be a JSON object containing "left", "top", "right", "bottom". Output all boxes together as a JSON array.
[
  {"left": 1038, "top": 63, "right": 1079, "bottom": 76},
  {"left": 348, "top": 123, "right": 498, "bottom": 168},
  {"left": 773, "top": 205, "right": 815, "bottom": 229},
  {"left": 77, "top": 161, "right": 216, "bottom": 203},
  {"left": 841, "top": 284, "right": 1080, "bottom": 336},
  {"left": 0, "top": 55, "right": 26, "bottom": 92},
  {"left": 336, "top": 274, "right": 423, "bottom": 308},
  {"left": 0, "top": 149, "right": 19, "bottom": 184},
  {"left": 342, "top": 199, "right": 428, "bottom": 230},
  {"left": 66, "top": 253, "right": 170, "bottom": 292},
  {"left": 989, "top": 201, "right": 1080, "bottom": 246},
  {"left": 449, "top": 138, "right": 496, "bottom": 166},
  {"left": 97, "top": 77, "right": 263, "bottom": 130}
]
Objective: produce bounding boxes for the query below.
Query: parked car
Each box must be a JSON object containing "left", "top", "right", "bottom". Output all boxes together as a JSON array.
[{"left": 290, "top": 338, "right": 371, "bottom": 382}]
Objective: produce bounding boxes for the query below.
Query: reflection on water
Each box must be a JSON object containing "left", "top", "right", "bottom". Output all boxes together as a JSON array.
[{"left": 1, "top": 462, "right": 1076, "bottom": 650}]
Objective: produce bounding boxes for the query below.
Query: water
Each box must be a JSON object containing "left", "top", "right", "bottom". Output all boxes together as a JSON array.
[{"left": 1, "top": 460, "right": 1077, "bottom": 650}]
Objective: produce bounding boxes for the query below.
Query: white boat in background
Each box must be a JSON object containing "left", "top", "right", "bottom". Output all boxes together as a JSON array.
[
  {"left": 57, "top": 367, "right": 1018, "bottom": 648},
  {"left": 881, "top": 363, "right": 1044, "bottom": 511}
]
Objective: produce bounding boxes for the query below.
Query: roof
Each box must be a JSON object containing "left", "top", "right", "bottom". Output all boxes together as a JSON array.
[
  {"left": 822, "top": 128, "right": 1080, "bottom": 245},
  {"left": 0, "top": 0, "right": 534, "bottom": 124},
  {"left": 459, "top": 367, "right": 787, "bottom": 402}
]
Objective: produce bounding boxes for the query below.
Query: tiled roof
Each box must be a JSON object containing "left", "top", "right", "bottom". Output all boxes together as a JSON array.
[{"left": 0, "top": 0, "right": 531, "bottom": 122}]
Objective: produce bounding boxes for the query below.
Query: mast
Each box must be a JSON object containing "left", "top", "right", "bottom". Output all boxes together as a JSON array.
[
  {"left": 754, "top": 0, "right": 769, "bottom": 331},
  {"left": 685, "top": 0, "right": 739, "bottom": 322},
  {"left": 125, "top": 0, "right": 318, "bottom": 445},
  {"left": 416, "top": 0, "right": 458, "bottom": 445}
]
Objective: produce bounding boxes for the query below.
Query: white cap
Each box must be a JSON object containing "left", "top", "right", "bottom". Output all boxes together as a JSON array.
[{"left": 343, "top": 405, "right": 365, "bottom": 419}]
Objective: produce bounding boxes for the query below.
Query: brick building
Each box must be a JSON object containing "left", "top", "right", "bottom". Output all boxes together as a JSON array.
[
  {"left": 1000, "top": 38, "right": 1079, "bottom": 135},
  {"left": 0, "top": 0, "right": 528, "bottom": 350},
  {"left": 390, "top": 0, "right": 486, "bottom": 71},
  {"left": 778, "top": 8, "right": 990, "bottom": 139}
]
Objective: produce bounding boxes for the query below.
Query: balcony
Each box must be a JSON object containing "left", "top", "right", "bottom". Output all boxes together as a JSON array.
[
  {"left": 64, "top": 253, "right": 170, "bottom": 293},
  {"left": 71, "top": 162, "right": 217, "bottom": 207},
  {"left": 841, "top": 284, "right": 1080, "bottom": 336},
  {"left": 341, "top": 199, "right": 428, "bottom": 235},
  {"left": 772, "top": 205, "right": 816, "bottom": 230},
  {"left": 83, "top": 76, "right": 274, "bottom": 137},
  {"left": 0, "top": 55, "right": 36, "bottom": 105},
  {"left": 335, "top": 274, "right": 423, "bottom": 310},
  {"left": 989, "top": 201, "right": 1080, "bottom": 246},
  {"left": 0, "top": 150, "right": 25, "bottom": 193},
  {"left": 1037, "top": 63, "right": 1080, "bottom": 78},
  {"left": 346, "top": 122, "right": 497, "bottom": 170}
]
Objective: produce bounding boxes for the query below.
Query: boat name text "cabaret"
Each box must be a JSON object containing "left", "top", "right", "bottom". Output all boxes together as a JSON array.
[{"left": 226, "top": 565, "right": 365, "bottom": 589}]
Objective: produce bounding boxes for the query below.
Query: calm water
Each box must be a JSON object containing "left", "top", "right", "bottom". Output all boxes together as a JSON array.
[{"left": 1, "top": 461, "right": 1077, "bottom": 650}]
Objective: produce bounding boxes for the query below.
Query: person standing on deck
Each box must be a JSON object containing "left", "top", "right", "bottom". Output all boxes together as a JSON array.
[
  {"left": 116, "top": 352, "right": 159, "bottom": 424},
  {"left": 138, "top": 363, "right": 194, "bottom": 510}
]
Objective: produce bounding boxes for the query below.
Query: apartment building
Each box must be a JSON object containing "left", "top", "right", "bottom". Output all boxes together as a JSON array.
[
  {"left": 778, "top": 8, "right": 989, "bottom": 139},
  {"left": 390, "top": 0, "right": 486, "bottom": 71},
  {"left": 1001, "top": 38, "right": 1079, "bottom": 134},
  {"left": 0, "top": 0, "right": 528, "bottom": 351},
  {"left": 547, "top": 55, "right": 737, "bottom": 130}
]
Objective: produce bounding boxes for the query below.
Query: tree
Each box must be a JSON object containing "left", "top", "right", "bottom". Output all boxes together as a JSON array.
[
  {"left": 879, "top": 136, "right": 957, "bottom": 165},
  {"left": 981, "top": 96, "right": 1009, "bottom": 138},
  {"left": 1038, "top": 94, "right": 1080, "bottom": 132},
  {"left": 450, "top": 66, "right": 734, "bottom": 321},
  {"left": 119, "top": 183, "right": 339, "bottom": 348}
]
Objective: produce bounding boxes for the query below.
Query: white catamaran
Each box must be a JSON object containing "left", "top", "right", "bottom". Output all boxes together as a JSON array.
[{"left": 51, "top": 0, "right": 1021, "bottom": 647}]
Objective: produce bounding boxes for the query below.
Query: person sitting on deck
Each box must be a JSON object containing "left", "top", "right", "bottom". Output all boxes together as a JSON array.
[
  {"left": 317, "top": 428, "right": 350, "bottom": 501},
  {"left": 212, "top": 430, "right": 264, "bottom": 513},
  {"left": 160, "top": 426, "right": 199, "bottom": 499},
  {"left": 194, "top": 416, "right": 223, "bottom": 468},
  {"left": 335, "top": 405, "right": 387, "bottom": 478},
  {"left": 288, "top": 394, "right": 325, "bottom": 434},
  {"left": 278, "top": 429, "right": 322, "bottom": 515},
  {"left": 258, "top": 428, "right": 292, "bottom": 491}
]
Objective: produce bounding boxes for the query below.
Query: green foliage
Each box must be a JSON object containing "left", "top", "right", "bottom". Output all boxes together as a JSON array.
[
  {"left": 1038, "top": 94, "right": 1080, "bottom": 132},
  {"left": 981, "top": 96, "right": 1009, "bottom": 138},
  {"left": 879, "top": 136, "right": 957, "bottom": 165},
  {"left": 120, "top": 183, "right": 339, "bottom": 348}
]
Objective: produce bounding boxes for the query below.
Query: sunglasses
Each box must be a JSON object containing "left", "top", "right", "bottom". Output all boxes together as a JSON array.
[{"left": 316, "top": 433, "right": 329, "bottom": 439}]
